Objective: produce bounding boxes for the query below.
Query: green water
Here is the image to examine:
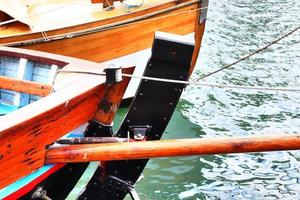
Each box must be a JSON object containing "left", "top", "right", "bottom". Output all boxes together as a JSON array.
[{"left": 125, "top": 0, "right": 300, "bottom": 199}]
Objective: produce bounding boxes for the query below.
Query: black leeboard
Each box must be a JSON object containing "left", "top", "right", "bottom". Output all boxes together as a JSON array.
[{"left": 78, "top": 32, "right": 195, "bottom": 200}]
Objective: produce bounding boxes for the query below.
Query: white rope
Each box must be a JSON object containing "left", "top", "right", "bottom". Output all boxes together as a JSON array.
[
  {"left": 41, "top": 31, "right": 49, "bottom": 41},
  {"left": 56, "top": 70, "right": 300, "bottom": 93}
]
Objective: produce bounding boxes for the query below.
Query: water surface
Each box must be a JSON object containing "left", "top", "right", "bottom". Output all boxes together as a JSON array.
[{"left": 132, "top": 0, "right": 300, "bottom": 199}]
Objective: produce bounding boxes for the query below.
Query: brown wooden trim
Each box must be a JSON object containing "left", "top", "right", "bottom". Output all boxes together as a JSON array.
[
  {"left": 46, "top": 134, "right": 300, "bottom": 163},
  {"left": 93, "top": 67, "right": 134, "bottom": 124},
  {"left": 0, "top": 76, "right": 53, "bottom": 97},
  {"left": 189, "top": 1, "right": 207, "bottom": 75}
]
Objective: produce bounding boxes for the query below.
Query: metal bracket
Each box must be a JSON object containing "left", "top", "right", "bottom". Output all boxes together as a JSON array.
[
  {"left": 107, "top": 176, "right": 140, "bottom": 200},
  {"left": 128, "top": 125, "right": 151, "bottom": 140},
  {"left": 107, "top": 175, "right": 134, "bottom": 192}
]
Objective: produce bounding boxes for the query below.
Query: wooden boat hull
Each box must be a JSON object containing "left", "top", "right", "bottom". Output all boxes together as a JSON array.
[
  {"left": 0, "top": 0, "right": 208, "bottom": 71},
  {"left": 0, "top": 46, "right": 133, "bottom": 198}
]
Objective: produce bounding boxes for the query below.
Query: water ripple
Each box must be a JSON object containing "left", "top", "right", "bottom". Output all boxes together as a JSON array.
[{"left": 134, "top": 0, "right": 300, "bottom": 199}]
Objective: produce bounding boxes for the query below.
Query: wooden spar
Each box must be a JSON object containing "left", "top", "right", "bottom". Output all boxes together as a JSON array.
[
  {"left": 0, "top": 76, "right": 52, "bottom": 97},
  {"left": 0, "top": 66, "right": 134, "bottom": 190},
  {"left": 46, "top": 134, "right": 300, "bottom": 163}
]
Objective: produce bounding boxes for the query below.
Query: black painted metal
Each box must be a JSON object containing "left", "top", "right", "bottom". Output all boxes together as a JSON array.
[
  {"left": 78, "top": 34, "right": 195, "bottom": 199},
  {"left": 21, "top": 121, "right": 113, "bottom": 200}
]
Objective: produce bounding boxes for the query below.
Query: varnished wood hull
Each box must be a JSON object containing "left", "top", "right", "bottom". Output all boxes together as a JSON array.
[
  {"left": 0, "top": 47, "right": 133, "bottom": 196},
  {"left": 0, "top": 0, "right": 208, "bottom": 71}
]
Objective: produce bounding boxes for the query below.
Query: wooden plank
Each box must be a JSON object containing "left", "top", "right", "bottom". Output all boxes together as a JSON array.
[
  {"left": 0, "top": 66, "right": 134, "bottom": 189},
  {"left": 0, "top": 75, "right": 52, "bottom": 97},
  {"left": 47, "top": 64, "right": 58, "bottom": 85},
  {"left": 0, "top": 57, "right": 19, "bottom": 77},
  {"left": 14, "top": 58, "right": 32, "bottom": 106},
  {"left": 45, "top": 135, "right": 300, "bottom": 163}
]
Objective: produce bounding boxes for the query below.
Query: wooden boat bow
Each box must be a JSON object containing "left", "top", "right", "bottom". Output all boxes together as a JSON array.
[{"left": 0, "top": 61, "right": 134, "bottom": 189}]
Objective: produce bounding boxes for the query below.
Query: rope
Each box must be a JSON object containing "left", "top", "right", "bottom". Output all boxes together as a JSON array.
[
  {"left": 41, "top": 31, "right": 49, "bottom": 42},
  {"left": 192, "top": 26, "right": 300, "bottom": 81},
  {"left": 56, "top": 70, "right": 300, "bottom": 93},
  {"left": 122, "top": 0, "right": 145, "bottom": 13}
]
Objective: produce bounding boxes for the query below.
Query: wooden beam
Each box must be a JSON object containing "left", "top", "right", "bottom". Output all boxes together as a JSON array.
[
  {"left": 0, "top": 75, "right": 52, "bottom": 97},
  {"left": 46, "top": 134, "right": 300, "bottom": 163}
]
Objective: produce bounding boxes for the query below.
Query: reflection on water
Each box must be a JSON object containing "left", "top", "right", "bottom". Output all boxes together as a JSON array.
[{"left": 133, "top": 0, "right": 300, "bottom": 199}]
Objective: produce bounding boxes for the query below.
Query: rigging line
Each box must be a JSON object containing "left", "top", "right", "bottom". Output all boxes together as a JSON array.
[
  {"left": 0, "top": 0, "right": 87, "bottom": 26},
  {"left": 41, "top": 31, "right": 49, "bottom": 41},
  {"left": 192, "top": 25, "right": 300, "bottom": 82},
  {"left": 56, "top": 70, "right": 300, "bottom": 92}
]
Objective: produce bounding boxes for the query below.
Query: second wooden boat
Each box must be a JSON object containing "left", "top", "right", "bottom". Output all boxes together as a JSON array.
[{"left": 0, "top": 0, "right": 208, "bottom": 75}]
